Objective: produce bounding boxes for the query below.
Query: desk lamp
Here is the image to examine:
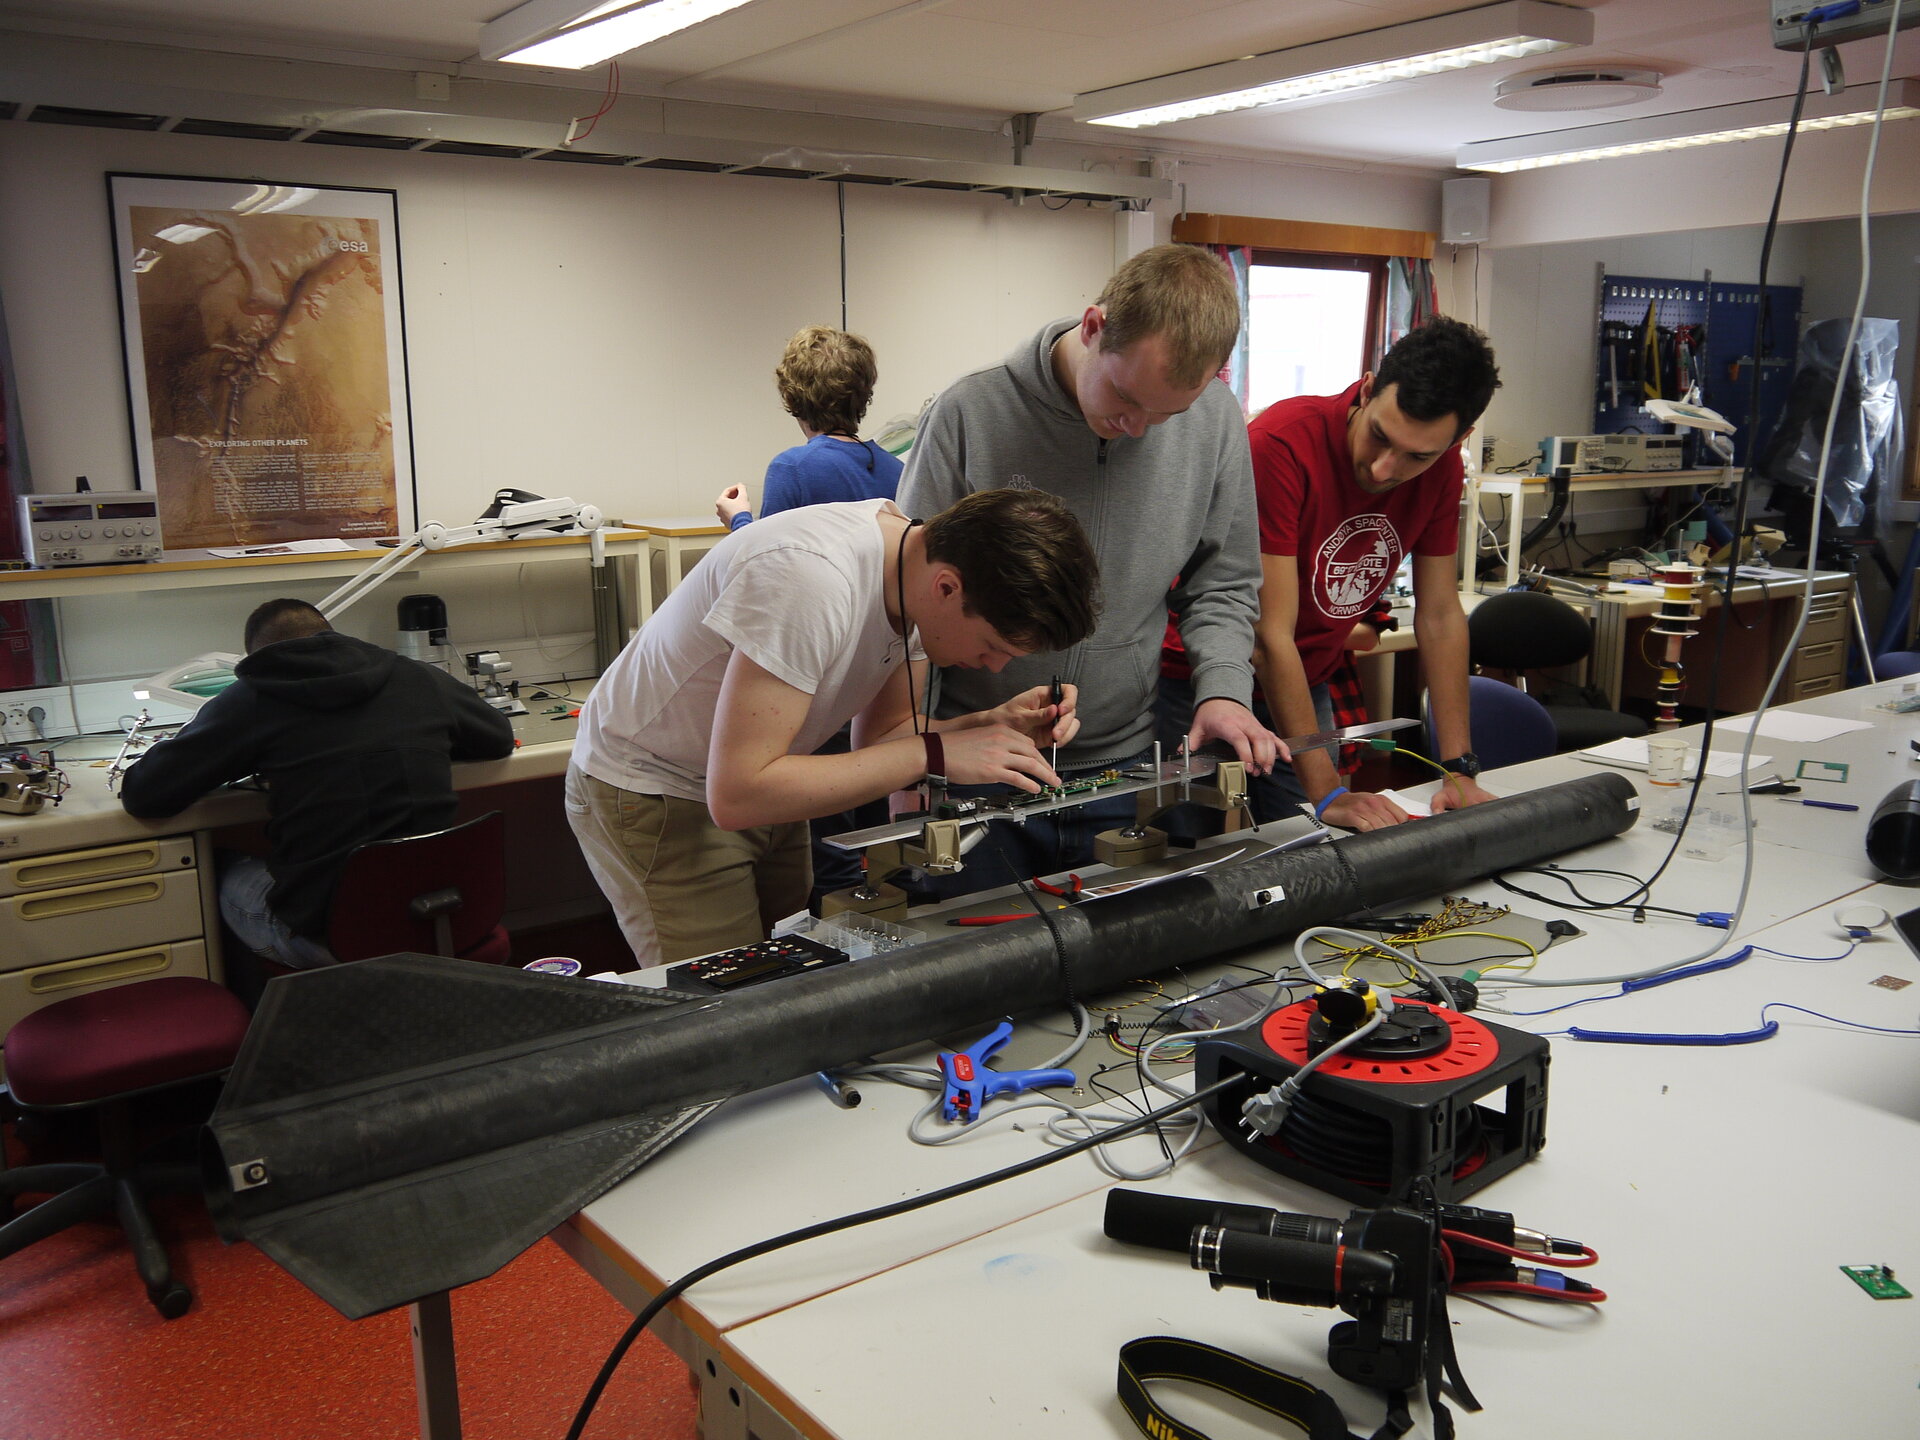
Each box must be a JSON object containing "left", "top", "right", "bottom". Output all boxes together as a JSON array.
[
  {"left": 1645, "top": 391, "right": 1735, "bottom": 465},
  {"left": 135, "top": 490, "right": 606, "bottom": 711}
]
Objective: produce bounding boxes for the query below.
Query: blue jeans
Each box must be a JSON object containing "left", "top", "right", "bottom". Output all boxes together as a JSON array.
[
  {"left": 219, "top": 854, "right": 336, "bottom": 969},
  {"left": 1152, "top": 676, "right": 1331, "bottom": 831}
]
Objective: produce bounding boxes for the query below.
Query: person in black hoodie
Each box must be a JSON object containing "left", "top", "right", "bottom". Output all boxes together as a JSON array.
[{"left": 121, "top": 598, "right": 516, "bottom": 967}]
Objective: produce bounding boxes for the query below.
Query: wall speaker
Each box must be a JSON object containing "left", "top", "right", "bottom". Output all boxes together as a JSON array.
[{"left": 1442, "top": 176, "right": 1491, "bottom": 246}]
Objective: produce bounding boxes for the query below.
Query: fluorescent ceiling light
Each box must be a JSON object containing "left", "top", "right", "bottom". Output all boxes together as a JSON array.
[
  {"left": 480, "top": 0, "right": 754, "bottom": 70},
  {"left": 1457, "top": 78, "right": 1920, "bottom": 172},
  {"left": 1073, "top": 1, "right": 1592, "bottom": 129}
]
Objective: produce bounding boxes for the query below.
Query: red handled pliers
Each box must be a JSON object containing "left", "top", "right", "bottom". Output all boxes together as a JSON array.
[{"left": 947, "top": 873, "right": 1085, "bottom": 926}]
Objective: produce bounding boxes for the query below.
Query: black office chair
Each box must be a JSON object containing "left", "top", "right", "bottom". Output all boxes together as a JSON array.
[{"left": 1468, "top": 590, "right": 1647, "bottom": 752}]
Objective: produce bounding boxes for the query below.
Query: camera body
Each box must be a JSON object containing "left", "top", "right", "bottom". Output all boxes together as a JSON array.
[{"left": 1107, "top": 1189, "right": 1444, "bottom": 1395}]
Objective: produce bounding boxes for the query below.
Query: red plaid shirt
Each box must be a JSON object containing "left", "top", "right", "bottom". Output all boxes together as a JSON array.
[{"left": 1160, "top": 603, "right": 1394, "bottom": 776}]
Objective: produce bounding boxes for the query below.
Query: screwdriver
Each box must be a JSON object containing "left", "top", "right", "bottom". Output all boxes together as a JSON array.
[{"left": 1048, "top": 674, "right": 1063, "bottom": 778}]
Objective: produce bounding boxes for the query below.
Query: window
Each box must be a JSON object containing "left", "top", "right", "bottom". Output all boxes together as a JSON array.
[{"left": 1243, "top": 251, "right": 1384, "bottom": 417}]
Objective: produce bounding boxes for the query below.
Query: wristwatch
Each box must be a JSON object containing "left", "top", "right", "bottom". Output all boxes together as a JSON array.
[{"left": 1440, "top": 753, "right": 1482, "bottom": 779}]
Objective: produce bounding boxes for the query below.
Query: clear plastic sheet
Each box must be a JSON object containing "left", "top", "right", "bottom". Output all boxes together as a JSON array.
[{"left": 1758, "top": 317, "right": 1904, "bottom": 531}]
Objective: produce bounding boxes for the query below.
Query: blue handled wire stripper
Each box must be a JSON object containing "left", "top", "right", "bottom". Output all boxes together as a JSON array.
[{"left": 936, "top": 1020, "right": 1075, "bottom": 1123}]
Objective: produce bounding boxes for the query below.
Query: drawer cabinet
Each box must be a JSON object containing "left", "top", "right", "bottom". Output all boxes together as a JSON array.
[
  {"left": 0, "top": 836, "right": 197, "bottom": 897},
  {"left": 0, "top": 939, "right": 209, "bottom": 1029},
  {"left": 0, "top": 834, "right": 212, "bottom": 1065}
]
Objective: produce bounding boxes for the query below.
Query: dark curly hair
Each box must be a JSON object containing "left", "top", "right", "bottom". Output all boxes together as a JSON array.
[{"left": 1373, "top": 317, "right": 1501, "bottom": 438}]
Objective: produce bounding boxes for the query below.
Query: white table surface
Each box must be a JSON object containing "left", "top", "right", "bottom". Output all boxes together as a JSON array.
[{"left": 563, "top": 680, "right": 1920, "bottom": 1440}]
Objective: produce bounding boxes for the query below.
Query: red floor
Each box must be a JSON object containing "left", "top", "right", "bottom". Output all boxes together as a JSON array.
[{"left": 0, "top": 1174, "right": 698, "bottom": 1440}]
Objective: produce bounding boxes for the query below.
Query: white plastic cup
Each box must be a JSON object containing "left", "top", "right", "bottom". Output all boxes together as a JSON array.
[{"left": 1645, "top": 733, "right": 1689, "bottom": 786}]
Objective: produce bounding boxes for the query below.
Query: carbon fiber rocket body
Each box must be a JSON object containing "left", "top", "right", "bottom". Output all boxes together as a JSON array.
[{"left": 204, "top": 772, "right": 1636, "bottom": 1318}]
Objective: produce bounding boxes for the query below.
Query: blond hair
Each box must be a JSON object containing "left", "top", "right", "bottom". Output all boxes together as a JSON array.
[
  {"left": 774, "top": 326, "right": 879, "bottom": 436},
  {"left": 1094, "top": 244, "right": 1239, "bottom": 389}
]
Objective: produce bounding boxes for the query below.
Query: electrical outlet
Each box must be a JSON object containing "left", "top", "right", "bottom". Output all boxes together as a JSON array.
[{"left": 0, "top": 688, "right": 76, "bottom": 743}]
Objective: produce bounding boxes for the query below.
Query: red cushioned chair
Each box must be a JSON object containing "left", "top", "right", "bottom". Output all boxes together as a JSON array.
[
  {"left": 228, "top": 811, "right": 513, "bottom": 1004},
  {"left": 326, "top": 810, "right": 511, "bottom": 965},
  {"left": 0, "top": 976, "right": 252, "bottom": 1318}
]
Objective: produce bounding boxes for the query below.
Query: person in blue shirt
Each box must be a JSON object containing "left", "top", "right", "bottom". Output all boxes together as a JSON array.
[
  {"left": 712, "top": 326, "right": 909, "bottom": 910},
  {"left": 715, "top": 325, "right": 904, "bottom": 529}
]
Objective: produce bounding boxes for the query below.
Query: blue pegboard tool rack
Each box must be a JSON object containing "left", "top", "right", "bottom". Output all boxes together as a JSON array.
[{"left": 1595, "top": 273, "right": 1801, "bottom": 466}]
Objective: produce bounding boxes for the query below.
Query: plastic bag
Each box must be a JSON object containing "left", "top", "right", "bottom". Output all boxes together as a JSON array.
[{"left": 1757, "top": 317, "right": 1903, "bottom": 531}]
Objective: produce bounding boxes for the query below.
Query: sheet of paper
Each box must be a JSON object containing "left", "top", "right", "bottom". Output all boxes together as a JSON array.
[
  {"left": 1714, "top": 711, "right": 1873, "bottom": 743},
  {"left": 1378, "top": 789, "right": 1432, "bottom": 818},
  {"left": 1577, "top": 737, "right": 1770, "bottom": 778},
  {"left": 207, "top": 538, "right": 359, "bottom": 558}
]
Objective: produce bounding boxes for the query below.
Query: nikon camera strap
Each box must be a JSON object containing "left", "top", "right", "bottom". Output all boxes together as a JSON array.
[{"left": 1116, "top": 1336, "right": 1412, "bottom": 1440}]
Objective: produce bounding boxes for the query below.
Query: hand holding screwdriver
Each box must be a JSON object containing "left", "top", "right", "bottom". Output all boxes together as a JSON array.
[{"left": 1048, "top": 674, "right": 1063, "bottom": 774}]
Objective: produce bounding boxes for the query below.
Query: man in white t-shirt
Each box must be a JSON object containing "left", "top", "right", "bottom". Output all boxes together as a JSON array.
[{"left": 567, "top": 489, "right": 1099, "bottom": 966}]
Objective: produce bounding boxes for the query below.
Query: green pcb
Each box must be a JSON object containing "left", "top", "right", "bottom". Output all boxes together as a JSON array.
[{"left": 1839, "top": 1265, "right": 1912, "bottom": 1300}]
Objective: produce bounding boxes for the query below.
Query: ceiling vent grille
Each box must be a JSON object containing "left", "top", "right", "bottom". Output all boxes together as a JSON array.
[
  {"left": 1494, "top": 66, "right": 1663, "bottom": 112},
  {"left": 27, "top": 103, "right": 165, "bottom": 130}
]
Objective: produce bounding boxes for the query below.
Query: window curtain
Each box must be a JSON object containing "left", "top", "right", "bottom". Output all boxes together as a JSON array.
[
  {"left": 1379, "top": 256, "right": 1438, "bottom": 355},
  {"left": 1206, "top": 243, "right": 1251, "bottom": 413}
]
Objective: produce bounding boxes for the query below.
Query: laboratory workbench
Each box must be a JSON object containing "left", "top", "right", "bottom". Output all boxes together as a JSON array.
[{"left": 556, "top": 679, "right": 1920, "bottom": 1440}]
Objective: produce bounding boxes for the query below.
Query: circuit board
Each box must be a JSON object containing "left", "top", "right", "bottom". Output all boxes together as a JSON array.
[
  {"left": 1839, "top": 1264, "right": 1911, "bottom": 1300},
  {"left": 936, "top": 768, "right": 1128, "bottom": 816},
  {"left": 824, "top": 754, "right": 1225, "bottom": 850}
]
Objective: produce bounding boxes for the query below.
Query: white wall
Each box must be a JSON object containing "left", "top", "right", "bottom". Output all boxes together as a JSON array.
[
  {"left": 0, "top": 123, "right": 1117, "bottom": 525},
  {"left": 0, "top": 31, "right": 1446, "bottom": 693},
  {"left": 0, "top": 122, "right": 1114, "bottom": 685},
  {"left": 1488, "top": 123, "right": 1920, "bottom": 250}
]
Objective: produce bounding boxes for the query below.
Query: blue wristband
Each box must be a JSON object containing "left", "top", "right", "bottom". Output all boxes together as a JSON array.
[{"left": 1313, "top": 786, "right": 1348, "bottom": 820}]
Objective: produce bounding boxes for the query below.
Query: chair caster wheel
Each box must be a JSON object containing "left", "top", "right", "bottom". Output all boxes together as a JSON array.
[{"left": 149, "top": 1281, "right": 193, "bottom": 1319}]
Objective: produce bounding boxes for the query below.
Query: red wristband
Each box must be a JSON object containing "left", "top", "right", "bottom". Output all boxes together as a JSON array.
[{"left": 922, "top": 731, "right": 946, "bottom": 784}]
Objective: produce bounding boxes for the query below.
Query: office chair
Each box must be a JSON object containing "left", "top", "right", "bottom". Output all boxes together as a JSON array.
[
  {"left": 227, "top": 811, "right": 512, "bottom": 1004},
  {"left": 326, "top": 810, "right": 511, "bottom": 964},
  {"left": 1872, "top": 650, "right": 1920, "bottom": 680},
  {"left": 1446, "top": 677, "right": 1559, "bottom": 771},
  {"left": 1468, "top": 589, "right": 1648, "bottom": 752},
  {"left": 0, "top": 976, "right": 252, "bottom": 1317}
]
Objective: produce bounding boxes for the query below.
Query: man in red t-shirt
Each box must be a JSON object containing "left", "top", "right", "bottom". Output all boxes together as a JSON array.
[{"left": 1254, "top": 317, "right": 1501, "bottom": 831}]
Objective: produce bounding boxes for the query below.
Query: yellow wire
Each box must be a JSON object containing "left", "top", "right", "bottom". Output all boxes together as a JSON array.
[
  {"left": 1389, "top": 745, "right": 1469, "bottom": 798},
  {"left": 1417, "top": 928, "right": 1542, "bottom": 978},
  {"left": 1319, "top": 927, "right": 1544, "bottom": 984}
]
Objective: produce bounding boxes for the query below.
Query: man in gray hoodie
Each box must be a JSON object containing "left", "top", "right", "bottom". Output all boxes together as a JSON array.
[{"left": 898, "top": 244, "right": 1279, "bottom": 887}]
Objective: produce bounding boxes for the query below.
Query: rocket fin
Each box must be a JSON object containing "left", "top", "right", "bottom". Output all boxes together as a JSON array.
[
  {"left": 237, "top": 1097, "right": 719, "bottom": 1320},
  {"left": 223, "top": 951, "right": 705, "bottom": 1107},
  {"left": 208, "top": 954, "right": 717, "bottom": 1317}
]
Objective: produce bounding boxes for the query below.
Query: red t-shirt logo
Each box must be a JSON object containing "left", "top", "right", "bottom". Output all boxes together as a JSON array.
[{"left": 1314, "top": 515, "right": 1401, "bottom": 620}]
